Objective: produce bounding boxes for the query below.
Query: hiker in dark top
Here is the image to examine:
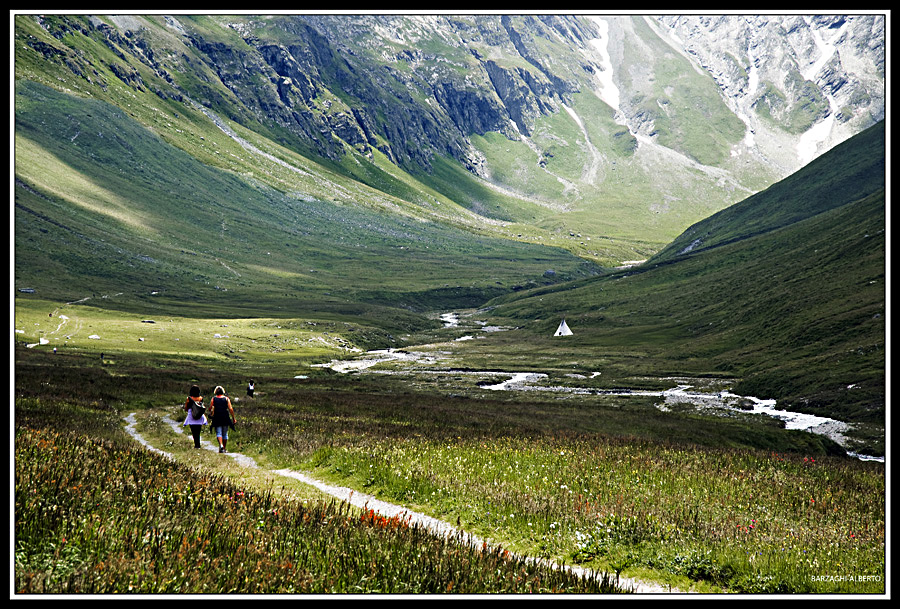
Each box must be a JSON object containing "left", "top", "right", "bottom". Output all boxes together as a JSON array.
[
  {"left": 183, "top": 384, "right": 207, "bottom": 449},
  {"left": 209, "top": 385, "right": 236, "bottom": 453}
]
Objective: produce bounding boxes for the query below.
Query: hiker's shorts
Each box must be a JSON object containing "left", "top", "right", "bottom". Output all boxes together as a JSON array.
[{"left": 215, "top": 426, "right": 229, "bottom": 440}]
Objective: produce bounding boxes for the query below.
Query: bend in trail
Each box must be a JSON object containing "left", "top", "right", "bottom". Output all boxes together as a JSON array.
[{"left": 124, "top": 412, "right": 686, "bottom": 595}]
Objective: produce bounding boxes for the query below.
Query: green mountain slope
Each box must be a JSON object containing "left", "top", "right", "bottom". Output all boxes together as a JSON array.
[
  {"left": 476, "top": 122, "right": 886, "bottom": 432},
  {"left": 652, "top": 121, "right": 887, "bottom": 262},
  {"left": 15, "top": 80, "right": 597, "bottom": 336}
]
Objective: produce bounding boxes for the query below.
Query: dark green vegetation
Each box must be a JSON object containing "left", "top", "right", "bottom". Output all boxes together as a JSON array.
[
  {"left": 15, "top": 349, "right": 886, "bottom": 594},
  {"left": 476, "top": 122, "right": 886, "bottom": 454}
]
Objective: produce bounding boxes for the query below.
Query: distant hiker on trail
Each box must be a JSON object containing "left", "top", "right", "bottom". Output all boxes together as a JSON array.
[
  {"left": 183, "top": 384, "right": 207, "bottom": 449},
  {"left": 209, "top": 385, "right": 237, "bottom": 454},
  {"left": 247, "top": 380, "right": 255, "bottom": 399}
]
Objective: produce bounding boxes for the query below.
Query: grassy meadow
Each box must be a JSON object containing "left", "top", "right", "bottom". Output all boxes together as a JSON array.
[
  {"left": 13, "top": 297, "right": 373, "bottom": 367},
  {"left": 15, "top": 420, "right": 621, "bottom": 594},
  {"left": 13, "top": 301, "right": 886, "bottom": 594}
]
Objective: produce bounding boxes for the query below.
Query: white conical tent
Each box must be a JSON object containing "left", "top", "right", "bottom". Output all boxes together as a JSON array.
[{"left": 554, "top": 319, "right": 573, "bottom": 336}]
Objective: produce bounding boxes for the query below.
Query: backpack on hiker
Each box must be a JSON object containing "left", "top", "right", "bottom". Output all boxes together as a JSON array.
[{"left": 190, "top": 397, "right": 206, "bottom": 420}]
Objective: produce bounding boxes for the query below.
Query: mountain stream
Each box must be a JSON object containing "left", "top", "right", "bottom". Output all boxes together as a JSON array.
[{"left": 312, "top": 313, "right": 882, "bottom": 463}]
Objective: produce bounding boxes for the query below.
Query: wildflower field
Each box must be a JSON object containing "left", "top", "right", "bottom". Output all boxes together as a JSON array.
[
  {"left": 241, "top": 387, "right": 886, "bottom": 594},
  {"left": 13, "top": 346, "right": 886, "bottom": 595}
]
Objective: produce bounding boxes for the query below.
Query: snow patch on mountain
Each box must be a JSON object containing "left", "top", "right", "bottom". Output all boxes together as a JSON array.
[
  {"left": 585, "top": 16, "right": 621, "bottom": 114},
  {"left": 795, "top": 16, "right": 849, "bottom": 166}
]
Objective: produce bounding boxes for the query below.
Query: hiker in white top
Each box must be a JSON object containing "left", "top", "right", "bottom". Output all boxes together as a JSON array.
[{"left": 183, "top": 384, "right": 207, "bottom": 448}]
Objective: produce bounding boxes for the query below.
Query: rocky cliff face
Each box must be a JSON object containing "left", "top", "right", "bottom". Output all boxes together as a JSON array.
[
  {"left": 191, "top": 14, "right": 882, "bottom": 177},
  {"left": 653, "top": 15, "right": 884, "bottom": 168},
  {"left": 23, "top": 13, "right": 884, "bottom": 178}
]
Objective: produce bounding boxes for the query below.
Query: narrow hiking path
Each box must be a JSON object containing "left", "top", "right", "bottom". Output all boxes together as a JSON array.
[{"left": 123, "top": 410, "right": 688, "bottom": 595}]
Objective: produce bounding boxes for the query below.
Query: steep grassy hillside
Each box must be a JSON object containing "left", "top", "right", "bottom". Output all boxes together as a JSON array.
[
  {"left": 14, "top": 80, "right": 598, "bottom": 336},
  {"left": 652, "top": 121, "right": 887, "bottom": 262},
  {"left": 469, "top": 122, "right": 885, "bottom": 436}
]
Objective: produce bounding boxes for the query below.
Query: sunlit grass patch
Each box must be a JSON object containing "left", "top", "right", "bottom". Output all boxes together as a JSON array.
[
  {"left": 14, "top": 297, "right": 355, "bottom": 363},
  {"left": 298, "top": 433, "right": 884, "bottom": 594}
]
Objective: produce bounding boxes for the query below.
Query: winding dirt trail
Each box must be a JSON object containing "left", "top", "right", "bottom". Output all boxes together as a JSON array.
[{"left": 123, "top": 411, "right": 687, "bottom": 595}]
